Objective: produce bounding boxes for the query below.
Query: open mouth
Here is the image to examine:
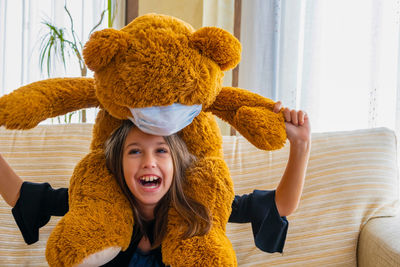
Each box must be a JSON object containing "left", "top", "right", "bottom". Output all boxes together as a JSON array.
[{"left": 139, "top": 176, "right": 162, "bottom": 189}]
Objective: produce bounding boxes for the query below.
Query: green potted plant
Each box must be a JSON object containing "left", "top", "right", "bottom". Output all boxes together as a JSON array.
[{"left": 39, "top": 1, "right": 116, "bottom": 123}]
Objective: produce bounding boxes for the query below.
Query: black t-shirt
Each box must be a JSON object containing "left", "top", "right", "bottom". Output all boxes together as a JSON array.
[{"left": 12, "top": 182, "right": 288, "bottom": 266}]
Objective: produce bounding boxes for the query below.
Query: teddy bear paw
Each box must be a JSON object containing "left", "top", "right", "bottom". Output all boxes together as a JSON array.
[
  {"left": 235, "top": 106, "right": 287, "bottom": 150},
  {"left": 75, "top": 246, "right": 121, "bottom": 267}
]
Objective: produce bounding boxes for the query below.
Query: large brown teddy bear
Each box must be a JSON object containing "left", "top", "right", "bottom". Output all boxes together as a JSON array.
[{"left": 0, "top": 14, "right": 286, "bottom": 266}]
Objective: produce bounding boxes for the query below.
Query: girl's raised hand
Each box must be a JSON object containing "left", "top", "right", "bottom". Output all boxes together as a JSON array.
[
  {"left": 273, "top": 101, "right": 311, "bottom": 146},
  {"left": 273, "top": 101, "right": 311, "bottom": 217}
]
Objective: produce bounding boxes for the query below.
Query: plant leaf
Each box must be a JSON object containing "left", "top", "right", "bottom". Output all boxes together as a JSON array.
[
  {"left": 39, "top": 32, "right": 52, "bottom": 74},
  {"left": 39, "top": 20, "right": 71, "bottom": 76},
  {"left": 89, "top": 9, "right": 107, "bottom": 36}
]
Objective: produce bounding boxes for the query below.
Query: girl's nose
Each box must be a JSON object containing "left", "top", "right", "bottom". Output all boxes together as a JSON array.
[{"left": 142, "top": 153, "right": 156, "bottom": 169}]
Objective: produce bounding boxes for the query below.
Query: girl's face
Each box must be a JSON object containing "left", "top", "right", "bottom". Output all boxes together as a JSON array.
[{"left": 122, "top": 127, "right": 174, "bottom": 212}]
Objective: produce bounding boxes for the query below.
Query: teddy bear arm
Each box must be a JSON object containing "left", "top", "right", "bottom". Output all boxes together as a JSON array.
[
  {"left": 208, "top": 86, "right": 287, "bottom": 151},
  {"left": 0, "top": 77, "right": 99, "bottom": 129},
  {"left": 207, "top": 86, "right": 276, "bottom": 129},
  {"left": 208, "top": 86, "right": 276, "bottom": 113}
]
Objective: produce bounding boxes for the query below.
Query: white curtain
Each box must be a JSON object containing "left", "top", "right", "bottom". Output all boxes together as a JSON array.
[
  {"left": 0, "top": 0, "right": 125, "bottom": 123},
  {"left": 203, "top": 0, "right": 234, "bottom": 90},
  {"left": 239, "top": 0, "right": 400, "bottom": 134},
  {"left": 202, "top": 0, "right": 234, "bottom": 135},
  {"left": 239, "top": 0, "right": 280, "bottom": 99}
]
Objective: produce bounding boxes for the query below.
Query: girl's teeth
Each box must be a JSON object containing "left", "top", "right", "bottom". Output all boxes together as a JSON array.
[{"left": 139, "top": 176, "right": 159, "bottom": 182}]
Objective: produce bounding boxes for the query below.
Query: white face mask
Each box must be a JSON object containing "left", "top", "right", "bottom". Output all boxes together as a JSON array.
[{"left": 128, "top": 103, "right": 202, "bottom": 136}]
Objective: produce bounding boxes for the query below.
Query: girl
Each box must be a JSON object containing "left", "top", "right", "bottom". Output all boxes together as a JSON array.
[{"left": 0, "top": 103, "right": 310, "bottom": 266}]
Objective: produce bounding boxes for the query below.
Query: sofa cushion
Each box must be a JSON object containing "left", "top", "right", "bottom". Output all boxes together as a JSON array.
[
  {"left": 0, "top": 125, "right": 398, "bottom": 266},
  {"left": 0, "top": 124, "right": 93, "bottom": 266},
  {"left": 224, "top": 127, "right": 399, "bottom": 266}
]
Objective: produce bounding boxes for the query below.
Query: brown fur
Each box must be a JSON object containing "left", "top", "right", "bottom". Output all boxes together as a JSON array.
[{"left": 0, "top": 14, "right": 286, "bottom": 266}]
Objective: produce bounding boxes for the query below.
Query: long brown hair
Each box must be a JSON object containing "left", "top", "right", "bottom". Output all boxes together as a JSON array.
[{"left": 104, "top": 120, "right": 211, "bottom": 248}]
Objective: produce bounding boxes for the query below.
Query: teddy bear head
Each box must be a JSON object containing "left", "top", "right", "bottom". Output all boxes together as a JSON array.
[{"left": 82, "top": 13, "right": 241, "bottom": 120}]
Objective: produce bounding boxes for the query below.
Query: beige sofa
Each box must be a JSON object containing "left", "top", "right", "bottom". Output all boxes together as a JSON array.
[{"left": 0, "top": 124, "right": 399, "bottom": 266}]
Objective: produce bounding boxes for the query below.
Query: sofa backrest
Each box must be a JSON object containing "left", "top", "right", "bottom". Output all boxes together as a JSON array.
[
  {"left": 0, "top": 124, "right": 398, "bottom": 266},
  {"left": 0, "top": 124, "right": 92, "bottom": 266},
  {"left": 224, "top": 127, "right": 399, "bottom": 266}
]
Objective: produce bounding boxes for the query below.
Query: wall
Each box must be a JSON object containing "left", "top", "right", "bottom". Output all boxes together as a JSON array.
[{"left": 139, "top": 0, "right": 204, "bottom": 29}]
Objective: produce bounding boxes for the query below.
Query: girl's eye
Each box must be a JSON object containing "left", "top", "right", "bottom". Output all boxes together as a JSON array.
[
  {"left": 128, "top": 149, "right": 140, "bottom": 155},
  {"left": 157, "top": 148, "right": 169, "bottom": 153}
]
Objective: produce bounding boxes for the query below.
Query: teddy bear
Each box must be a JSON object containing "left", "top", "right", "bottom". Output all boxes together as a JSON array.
[{"left": 0, "top": 14, "right": 286, "bottom": 266}]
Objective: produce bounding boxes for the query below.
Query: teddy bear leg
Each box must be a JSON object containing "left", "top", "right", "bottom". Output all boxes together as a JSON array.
[
  {"left": 46, "top": 150, "right": 133, "bottom": 267},
  {"left": 162, "top": 157, "right": 237, "bottom": 266}
]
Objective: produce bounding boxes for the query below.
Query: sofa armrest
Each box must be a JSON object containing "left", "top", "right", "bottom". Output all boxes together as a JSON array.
[{"left": 358, "top": 214, "right": 400, "bottom": 266}]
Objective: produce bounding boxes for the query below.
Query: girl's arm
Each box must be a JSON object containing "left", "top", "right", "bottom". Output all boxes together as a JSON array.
[
  {"left": 0, "top": 155, "right": 70, "bottom": 245},
  {"left": 273, "top": 102, "right": 311, "bottom": 217},
  {"left": 0, "top": 154, "right": 23, "bottom": 207}
]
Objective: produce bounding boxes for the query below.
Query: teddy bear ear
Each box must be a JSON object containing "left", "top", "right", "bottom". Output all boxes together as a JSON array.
[
  {"left": 190, "top": 27, "right": 241, "bottom": 71},
  {"left": 83, "top": 28, "right": 130, "bottom": 72}
]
